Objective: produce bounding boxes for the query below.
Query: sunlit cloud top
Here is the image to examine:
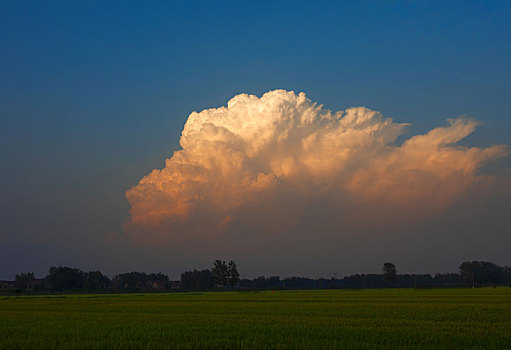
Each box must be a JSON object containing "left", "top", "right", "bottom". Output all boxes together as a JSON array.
[{"left": 125, "top": 90, "right": 508, "bottom": 243}]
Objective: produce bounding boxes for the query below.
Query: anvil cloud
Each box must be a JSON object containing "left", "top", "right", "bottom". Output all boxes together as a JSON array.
[{"left": 125, "top": 90, "right": 508, "bottom": 243}]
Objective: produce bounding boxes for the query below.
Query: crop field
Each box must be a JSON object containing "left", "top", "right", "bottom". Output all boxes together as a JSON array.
[{"left": 1, "top": 288, "right": 510, "bottom": 349}]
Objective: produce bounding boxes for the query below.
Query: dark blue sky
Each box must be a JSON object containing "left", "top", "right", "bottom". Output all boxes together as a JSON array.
[{"left": 1, "top": 1, "right": 510, "bottom": 279}]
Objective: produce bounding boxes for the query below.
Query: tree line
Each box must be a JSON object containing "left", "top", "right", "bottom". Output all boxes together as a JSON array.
[
  {"left": 3, "top": 260, "right": 511, "bottom": 294},
  {"left": 181, "top": 260, "right": 240, "bottom": 289}
]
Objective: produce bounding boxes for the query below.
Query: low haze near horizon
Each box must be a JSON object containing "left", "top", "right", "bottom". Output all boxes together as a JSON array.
[{"left": 1, "top": 1, "right": 510, "bottom": 280}]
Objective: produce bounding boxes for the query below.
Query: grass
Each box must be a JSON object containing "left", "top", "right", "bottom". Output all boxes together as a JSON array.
[{"left": 1, "top": 288, "right": 510, "bottom": 349}]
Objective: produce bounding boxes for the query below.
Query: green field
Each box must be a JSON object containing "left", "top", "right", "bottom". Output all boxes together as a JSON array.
[{"left": 1, "top": 288, "right": 510, "bottom": 349}]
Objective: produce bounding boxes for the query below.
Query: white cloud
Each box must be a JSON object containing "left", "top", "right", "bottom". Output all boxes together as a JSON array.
[{"left": 125, "top": 90, "right": 508, "bottom": 243}]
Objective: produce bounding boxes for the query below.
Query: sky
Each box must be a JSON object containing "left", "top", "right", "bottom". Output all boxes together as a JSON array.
[{"left": 1, "top": 1, "right": 510, "bottom": 280}]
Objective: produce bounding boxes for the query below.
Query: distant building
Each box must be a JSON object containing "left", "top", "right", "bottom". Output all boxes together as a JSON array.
[
  {"left": 170, "top": 281, "right": 182, "bottom": 289},
  {"left": 151, "top": 280, "right": 167, "bottom": 289},
  {"left": 0, "top": 280, "right": 18, "bottom": 290},
  {"left": 27, "top": 278, "right": 48, "bottom": 291}
]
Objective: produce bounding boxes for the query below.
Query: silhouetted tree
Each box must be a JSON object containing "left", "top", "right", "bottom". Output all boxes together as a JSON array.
[
  {"left": 113, "top": 272, "right": 169, "bottom": 290},
  {"left": 459, "top": 261, "right": 505, "bottom": 287},
  {"left": 86, "top": 271, "right": 110, "bottom": 292},
  {"left": 382, "top": 262, "right": 397, "bottom": 284},
  {"left": 228, "top": 260, "right": 240, "bottom": 288},
  {"left": 47, "top": 266, "right": 86, "bottom": 291},
  {"left": 181, "top": 269, "right": 213, "bottom": 289},
  {"left": 113, "top": 272, "right": 147, "bottom": 290},
  {"left": 197, "top": 269, "right": 214, "bottom": 289},
  {"left": 180, "top": 270, "right": 195, "bottom": 289},
  {"left": 251, "top": 276, "right": 267, "bottom": 289},
  {"left": 212, "top": 260, "right": 229, "bottom": 288},
  {"left": 15, "top": 272, "right": 35, "bottom": 292},
  {"left": 147, "top": 272, "right": 169, "bottom": 288},
  {"left": 433, "top": 273, "right": 463, "bottom": 287}
]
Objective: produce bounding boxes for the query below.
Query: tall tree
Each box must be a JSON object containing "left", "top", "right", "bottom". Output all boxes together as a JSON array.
[
  {"left": 228, "top": 260, "right": 240, "bottom": 288},
  {"left": 86, "top": 271, "right": 110, "bottom": 291},
  {"left": 47, "top": 266, "right": 86, "bottom": 291},
  {"left": 382, "top": 262, "right": 397, "bottom": 284},
  {"left": 459, "top": 261, "right": 505, "bottom": 287},
  {"left": 197, "top": 269, "right": 214, "bottom": 289},
  {"left": 212, "top": 260, "right": 229, "bottom": 288}
]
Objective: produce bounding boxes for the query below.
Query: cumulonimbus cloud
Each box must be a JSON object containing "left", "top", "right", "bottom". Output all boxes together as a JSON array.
[{"left": 125, "top": 90, "right": 508, "bottom": 243}]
